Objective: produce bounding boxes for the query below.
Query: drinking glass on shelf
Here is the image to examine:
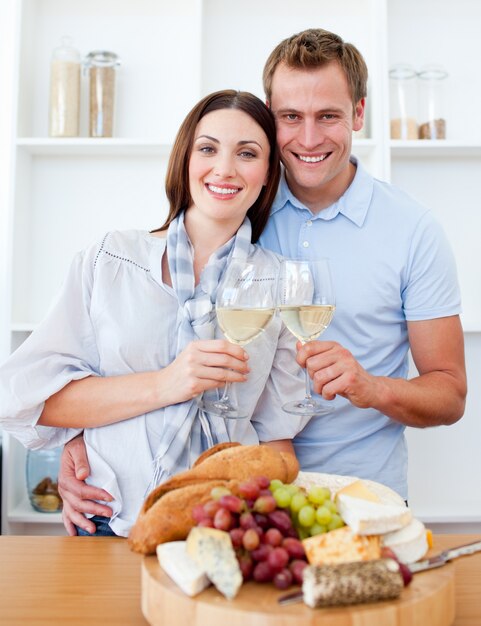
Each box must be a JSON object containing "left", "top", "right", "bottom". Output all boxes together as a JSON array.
[
  {"left": 278, "top": 258, "right": 335, "bottom": 416},
  {"left": 198, "top": 258, "right": 278, "bottom": 419}
]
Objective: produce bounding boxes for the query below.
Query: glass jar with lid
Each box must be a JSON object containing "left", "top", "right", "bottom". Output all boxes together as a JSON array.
[
  {"left": 389, "top": 63, "right": 418, "bottom": 140},
  {"left": 417, "top": 64, "right": 448, "bottom": 139},
  {"left": 48, "top": 36, "right": 81, "bottom": 137},
  {"left": 84, "top": 50, "right": 121, "bottom": 138},
  {"left": 26, "top": 448, "right": 63, "bottom": 513}
]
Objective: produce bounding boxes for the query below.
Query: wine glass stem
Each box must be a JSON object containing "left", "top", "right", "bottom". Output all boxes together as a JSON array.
[
  {"left": 304, "top": 368, "right": 313, "bottom": 400},
  {"left": 220, "top": 381, "right": 231, "bottom": 402}
]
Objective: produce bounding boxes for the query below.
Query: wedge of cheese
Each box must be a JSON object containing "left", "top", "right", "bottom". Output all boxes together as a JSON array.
[
  {"left": 336, "top": 479, "right": 381, "bottom": 503},
  {"left": 337, "top": 493, "right": 412, "bottom": 535},
  {"left": 303, "top": 525, "right": 381, "bottom": 565},
  {"left": 186, "top": 527, "right": 243, "bottom": 600},
  {"left": 156, "top": 541, "right": 210, "bottom": 597},
  {"left": 382, "top": 518, "right": 429, "bottom": 564}
]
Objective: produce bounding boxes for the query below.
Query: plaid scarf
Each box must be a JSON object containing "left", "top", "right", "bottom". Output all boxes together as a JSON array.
[{"left": 146, "top": 211, "right": 253, "bottom": 492}]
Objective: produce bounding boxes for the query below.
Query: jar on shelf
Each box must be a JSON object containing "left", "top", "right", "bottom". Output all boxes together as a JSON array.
[
  {"left": 389, "top": 64, "right": 418, "bottom": 140},
  {"left": 84, "top": 50, "right": 121, "bottom": 138},
  {"left": 26, "top": 448, "right": 63, "bottom": 513},
  {"left": 48, "top": 36, "right": 81, "bottom": 138},
  {"left": 417, "top": 64, "right": 448, "bottom": 140}
]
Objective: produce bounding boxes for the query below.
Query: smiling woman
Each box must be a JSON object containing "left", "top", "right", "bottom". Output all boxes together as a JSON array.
[{"left": 0, "top": 89, "right": 309, "bottom": 538}]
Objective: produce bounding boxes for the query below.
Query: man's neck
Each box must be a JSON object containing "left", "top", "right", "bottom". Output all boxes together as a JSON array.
[{"left": 286, "top": 160, "right": 357, "bottom": 215}]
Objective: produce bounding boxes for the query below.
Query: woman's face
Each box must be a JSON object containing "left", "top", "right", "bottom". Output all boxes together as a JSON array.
[{"left": 188, "top": 108, "right": 270, "bottom": 230}]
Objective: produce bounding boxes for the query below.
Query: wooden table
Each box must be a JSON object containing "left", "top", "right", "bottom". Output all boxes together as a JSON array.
[{"left": 0, "top": 534, "right": 480, "bottom": 626}]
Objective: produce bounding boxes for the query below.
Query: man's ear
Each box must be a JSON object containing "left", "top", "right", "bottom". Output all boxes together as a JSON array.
[
  {"left": 352, "top": 97, "right": 366, "bottom": 132},
  {"left": 266, "top": 99, "right": 271, "bottom": 109}
]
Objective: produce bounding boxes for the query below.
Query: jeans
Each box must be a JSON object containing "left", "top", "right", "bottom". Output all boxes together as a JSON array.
[{"left": 75, "top": 515, "right": 117, "bottom": 537}]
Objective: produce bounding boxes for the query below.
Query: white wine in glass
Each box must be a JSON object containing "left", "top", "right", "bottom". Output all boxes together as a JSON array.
[
  {"left": 278, "top": 258, "right": 335, "bottom": 416},
  {"left": 199, "top": 258, "right": 277, "bottom": 419}
]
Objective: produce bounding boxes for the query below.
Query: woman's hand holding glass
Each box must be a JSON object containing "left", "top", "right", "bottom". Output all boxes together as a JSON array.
[
  {"left": 278, "top": 258, "right": 336, "bottom": 416},
  {"left": 198, "top": 258, "right": 278, "bottom": 419}
]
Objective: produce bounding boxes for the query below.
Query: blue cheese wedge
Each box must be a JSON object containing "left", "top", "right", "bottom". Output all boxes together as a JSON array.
[
  {"left": 337, "top": 494, "right": 412, "bottom": 535},
  {"left": 156, "top": 541, "right": 210, "bottom": 597},
  {"left": 186, "top": 527, "right": 243, "bottom": 600}
]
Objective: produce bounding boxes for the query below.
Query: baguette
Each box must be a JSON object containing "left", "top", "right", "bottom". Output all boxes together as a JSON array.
[{"left": 128, "top": 444, "right": 299, "bottom": 554}]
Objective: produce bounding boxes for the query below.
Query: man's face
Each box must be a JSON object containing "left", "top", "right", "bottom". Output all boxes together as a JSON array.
[{"left": 269, "top": 61, "right": 365, "bottom": 212}]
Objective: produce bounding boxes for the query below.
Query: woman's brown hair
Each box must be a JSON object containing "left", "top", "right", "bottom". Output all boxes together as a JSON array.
[{"left": 152, "top": 90, "right": 280, "bottom": 243}]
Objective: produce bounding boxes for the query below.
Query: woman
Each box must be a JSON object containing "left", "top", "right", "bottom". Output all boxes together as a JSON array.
[{"left": 0, "top": 90, "right": 309, "bottom": 536}]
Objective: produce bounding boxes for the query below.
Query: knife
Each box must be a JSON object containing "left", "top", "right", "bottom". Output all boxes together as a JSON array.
[
  {"left": 409, "top": 539, "right": 481, "bottom": 573},
  {"left": 278, "top": 539, "right": 481, "bottom": 606}
]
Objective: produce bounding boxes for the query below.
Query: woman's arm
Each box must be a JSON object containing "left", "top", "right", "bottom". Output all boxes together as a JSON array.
[{"left": 38, "top": 339, "right": 251, "bottom": 428}]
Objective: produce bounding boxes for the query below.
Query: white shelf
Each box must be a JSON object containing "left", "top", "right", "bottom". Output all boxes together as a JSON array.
[
  {"left": 390, "top": 140, "right": 481, "bottom": 158},
  {"left": 9, "top": 497, "right": 63, "bottom": 524},
  {"left": 16, "top": 138, "right": 172, "bottom": 157}
]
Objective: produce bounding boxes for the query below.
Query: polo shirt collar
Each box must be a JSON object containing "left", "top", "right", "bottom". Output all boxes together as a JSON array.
[{"left": 271, "top": 156, "right": 373, "bottom": 227}]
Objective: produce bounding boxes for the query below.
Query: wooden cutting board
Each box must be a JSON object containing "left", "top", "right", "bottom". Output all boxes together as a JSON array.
[{"left": 141, "top": 556, "right": 455, "bottom": 626}]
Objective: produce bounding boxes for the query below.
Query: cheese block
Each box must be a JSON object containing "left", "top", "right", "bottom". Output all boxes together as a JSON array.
[
  {"left": 382, "top": 518, "right": 429, "bottom": 564},
  {"left": 156, "top": 541, "right": 210, "bottom": 597},
  {"left": 337, "top": 493, "right": 412, "bottom": 535},
  {"left": 336, "top": 479, "right": 381, "bottom": 503},
  {"left": 186, "top": 527, "right": 243, "bottom": 600},
  {"left": 303, "top": 525, "right": 381, "bottom": 565}
]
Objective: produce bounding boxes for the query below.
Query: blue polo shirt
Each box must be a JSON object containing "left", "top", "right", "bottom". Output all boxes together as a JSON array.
[{"left": 259, "top": 157, "right": 461, "bottom": 498}]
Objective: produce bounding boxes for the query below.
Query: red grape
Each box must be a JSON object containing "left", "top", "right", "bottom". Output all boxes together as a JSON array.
[
  {"left": 398, "top": 562, "right": 413, "bottom": 586},
  {"left": 253, "top": 513, "right": 270, "bottom": 530},
  {"left": 204, "top": 500, "right": 221, "bottom": 518},
  {"left": 213, "top": 507, "right": 233, "bottom": 531},
  {"left": 264, "top": 527, "right": 283, "bottom": 547},
  {"left": 273, "top": 568, "right": 293, "bottom": 590},
  {"left": 219, "top": 494, "right": 244, "bottom": 514},
  {"left": 197, "top": 517, "right": 214, "bottom": 528},
  {"left": 267, "top": 547, "right": 289, "bottom": 571},
  {"left": 254, "top": 475, "right": 271, "bottom": 489},
  {"left": 243, "top": 528, "right": 261, "bottom": 551},
  {"left": 238, "top": 480, "right": 261, "bottom": 500},
  {"left": 229, "top": 527, "right": 245, "bottom": 549},
  {"left": 238, "top": 553, "right": 254, "bottom": 581},
  {"left": 253, "top": 495, "right": 277, "bottom": 514},
  {"left": 282, "top": 537, "right": 305, "bottom": 559},
  {"left": 253, "top": 561, "right": 275, "bottom": 583},
  {"left": 289, "top": 559, "right": 308, "bottom": 585},
  {"left": 191, "top": 504, "right": 206, "bottom": 523},
  {"left": 267, "top": 510, "right": 293, "bottom": 534},
  {"left": 251, "top": 543, "right": 273, "bottom": 562},
  {"left": 239, "top": 511, "right": 257, "bottom": 530}
]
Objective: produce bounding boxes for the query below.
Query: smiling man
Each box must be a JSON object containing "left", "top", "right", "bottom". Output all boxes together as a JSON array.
[{"left": 258, "top": 29, "right": 466, "bottom": 498}]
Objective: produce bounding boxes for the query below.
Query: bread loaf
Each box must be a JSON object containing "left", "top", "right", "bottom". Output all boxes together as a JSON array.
[{"left": 128, "top": 444, "right": 299, "bottom": 555}]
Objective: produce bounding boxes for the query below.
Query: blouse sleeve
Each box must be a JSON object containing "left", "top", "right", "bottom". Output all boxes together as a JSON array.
[
  {"left": 250, "top": 323, "right": 311, "bottom": 442},
  {"left": 0, "top": 243, "right": 102, "bottom": 450}
]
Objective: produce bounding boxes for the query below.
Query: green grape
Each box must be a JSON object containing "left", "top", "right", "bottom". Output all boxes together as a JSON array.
[
  {"left": 273, "top": 487, "right": 292, "bottom": 508},
  {"left": 307, "top": 486, "right": 330, "bottom": 505},
  {"left": 327, "top": 513, "right": 344, "bottom": 531},
  {"left": 290, "top": 492, "right": 308, "bottom": 513},
  {"left": 315, "top": 505, "right": 332, "bottom": 526},
  {"left": 269, "top": 479, "right": 284, "bottom": 492},
  {"left": 309, "top": 523, "right": 327, "bottom": 536},
  {"left": 210, "top": 486, "right": 231, "bottom": 500},
  {"left": 297, "top": 527, "right": 310, "bottom": 540},
  {"left": 323, "top": 498, "right": 338, "bottom": 513},
  {"left": 298, "top": 505, "right": 316, "bottom": 527},
  {"left": 286, "top": 484, "right": 301, "bottom": 496}
]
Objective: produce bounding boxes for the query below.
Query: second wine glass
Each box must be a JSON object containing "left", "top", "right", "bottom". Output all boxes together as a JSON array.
[
  {"left": 199, "top": 258, "right": 278, "bottom": 419},
  {"left": 278, "top": 258, "right": 335, "bottom": 416}
]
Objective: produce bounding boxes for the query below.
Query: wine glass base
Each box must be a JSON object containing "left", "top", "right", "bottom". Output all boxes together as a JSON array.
[
  {"left": 197, "top": 398, "right": 249, "bottom": 420},
  {"left": 282, "top": 399, "right": 332, "bottom": 416}
]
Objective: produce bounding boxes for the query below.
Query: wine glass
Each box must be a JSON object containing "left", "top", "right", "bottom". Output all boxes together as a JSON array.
[
  {"left": 278, "top": 258, "right": 335, "bottom": 416},
  {"left": 199, "top": 258, "right": 278, "bottom": 419}
]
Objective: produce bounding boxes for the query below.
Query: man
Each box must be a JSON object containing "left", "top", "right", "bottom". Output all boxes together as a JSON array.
[{"left": 58, "top": 28, "right": 466, "bottom": 534}]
